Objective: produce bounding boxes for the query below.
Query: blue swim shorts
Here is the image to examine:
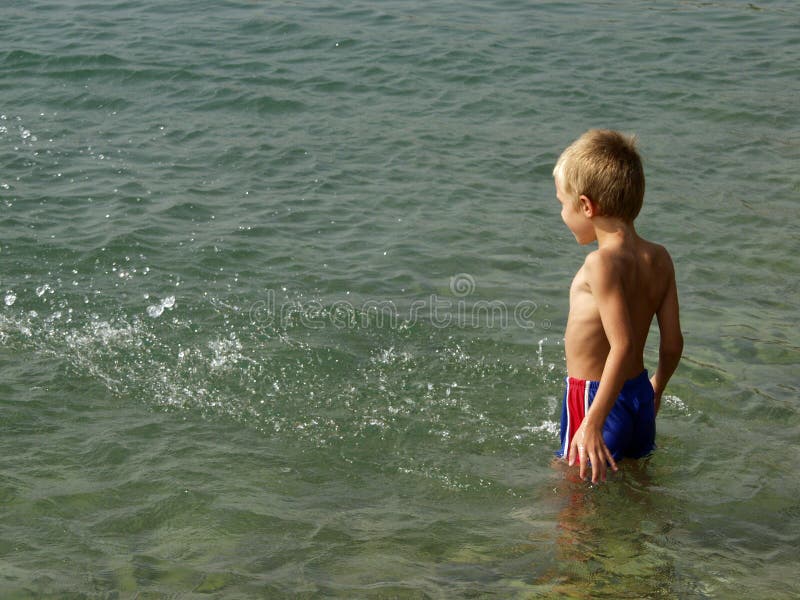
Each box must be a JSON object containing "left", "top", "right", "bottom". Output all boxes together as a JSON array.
[{"left": 556, "top": 370, "right": 656, "bottom": 462}]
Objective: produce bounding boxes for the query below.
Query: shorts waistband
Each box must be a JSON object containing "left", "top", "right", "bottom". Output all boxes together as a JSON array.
[{"left": 565, "top": 369, "right": 649, "bottom": 390}]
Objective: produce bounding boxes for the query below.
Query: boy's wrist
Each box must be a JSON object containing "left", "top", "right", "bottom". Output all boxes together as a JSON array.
[{"left": 583, "top": 414, "right": 606, "bottom": 431}]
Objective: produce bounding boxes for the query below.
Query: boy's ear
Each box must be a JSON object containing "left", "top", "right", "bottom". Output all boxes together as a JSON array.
[{"left": 578, "top": 194, "right": 599, "bottom": 217}]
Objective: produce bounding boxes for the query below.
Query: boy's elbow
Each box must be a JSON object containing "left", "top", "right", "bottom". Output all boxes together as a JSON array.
[
  {"left": 663, "top": 334, "right": 684, "bottom": 359},
  {"left": 612, "top": 339, "right": 636, "bottom": 362}
]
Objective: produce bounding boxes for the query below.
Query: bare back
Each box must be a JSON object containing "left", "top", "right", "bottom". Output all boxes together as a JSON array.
[{"left": 565, "top": 235, "right": 675, "bottom": 381}]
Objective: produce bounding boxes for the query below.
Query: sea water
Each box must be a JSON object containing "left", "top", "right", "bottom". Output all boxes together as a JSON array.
[{"left": 1, "top": 0, "right": 799, "bottom": 597}]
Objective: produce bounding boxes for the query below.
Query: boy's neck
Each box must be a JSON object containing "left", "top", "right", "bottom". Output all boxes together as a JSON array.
[{"left": 592, "top": 216, "right": 638, "bottom": 248}]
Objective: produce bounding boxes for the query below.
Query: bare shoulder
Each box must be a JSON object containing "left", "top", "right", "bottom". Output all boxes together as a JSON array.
[
  {"left": 637, "top": 238, "right": 678, "bottom": 313},
  {"left": 584, "top": 245, "right": 629, "bottom": 273},
  {"left": 581, "top": 248, "right": 627, "bottom": 291},
  {"left": 640, "top": 238, "right": 676, "bottom": 278}
]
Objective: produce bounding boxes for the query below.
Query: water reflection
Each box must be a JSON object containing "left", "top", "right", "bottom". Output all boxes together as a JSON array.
[{"left": 538, "top": 458, "right": 682, "bottom": 598}]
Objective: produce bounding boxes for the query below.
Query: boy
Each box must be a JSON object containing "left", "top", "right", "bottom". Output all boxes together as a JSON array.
[{"left": 553, "top": 129, "right": 683, "bottom": 483}]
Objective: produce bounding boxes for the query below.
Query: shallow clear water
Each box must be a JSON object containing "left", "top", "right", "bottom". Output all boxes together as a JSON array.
[{"left": 1, "top": 0, "right": 799, "bottom": 597}]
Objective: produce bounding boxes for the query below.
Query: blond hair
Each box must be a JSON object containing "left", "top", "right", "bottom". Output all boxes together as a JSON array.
[{"left": 553, "top": 129, "right": 645, "bottom": 221}]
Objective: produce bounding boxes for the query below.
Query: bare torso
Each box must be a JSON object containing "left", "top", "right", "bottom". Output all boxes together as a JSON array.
[{"left": 565, "top": 235, "right": 672, "bottom": 381}]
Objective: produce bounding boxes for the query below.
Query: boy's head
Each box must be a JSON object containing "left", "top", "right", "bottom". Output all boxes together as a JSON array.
[{"left": 553, "top": 129, "right": 645, "bottom": 222}]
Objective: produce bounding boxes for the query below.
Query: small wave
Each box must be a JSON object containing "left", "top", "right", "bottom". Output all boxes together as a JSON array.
[
  {"left": 2, "top": 49, "right": 126, "bottom": 70},
  {"left": 192, "top": 90, "right": 307, "bottom": 114},
  {"left": 250, "top": 95, "right": 308, "bottom": 115}
]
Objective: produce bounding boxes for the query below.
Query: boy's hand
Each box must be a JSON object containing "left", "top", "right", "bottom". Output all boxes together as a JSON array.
[{"left": 568, "top": 422, "right": 618, "bottom": 483}]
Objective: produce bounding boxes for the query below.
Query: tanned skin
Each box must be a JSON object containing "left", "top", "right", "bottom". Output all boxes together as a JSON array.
[{"left": 557, "top": 180, "right": 683, "bottom": 483}]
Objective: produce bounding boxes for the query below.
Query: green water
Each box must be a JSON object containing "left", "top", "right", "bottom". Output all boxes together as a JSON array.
[{"left": 1, "top": 0, "right": 799, "bottom": 597}]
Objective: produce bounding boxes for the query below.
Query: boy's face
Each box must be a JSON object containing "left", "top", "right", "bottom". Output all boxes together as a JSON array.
[{"left": 556, "top": 179, "right": 596, "bottom": 245}]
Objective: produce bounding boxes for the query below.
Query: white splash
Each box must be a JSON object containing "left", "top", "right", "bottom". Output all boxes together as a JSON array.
[
  {"left": 146, "top": 295, "right": 176, "bottom": 318},
  {"left": 663, "top": 394, "right": 690, "bottom": 415},
  {"left": 522, "top": 420, "right": 560, "bottom": 437}
]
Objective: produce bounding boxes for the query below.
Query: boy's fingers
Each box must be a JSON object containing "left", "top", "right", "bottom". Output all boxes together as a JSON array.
[
  {"left": 571, "top": 440, "right": 620, "bottom": 483},
  {"left": 591, "top": 453, "right": 603, "bottom": 483},
  {"left": 607, "top": 449, "right": 618, "bottom": 472},
  {"left": 599, "top": 450, "right": 616, "bottom": 482}
]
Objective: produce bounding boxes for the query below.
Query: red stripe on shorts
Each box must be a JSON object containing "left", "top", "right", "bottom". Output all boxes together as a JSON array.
[{"left": 566, "top": 377, "right": 587, "bottom": 464}]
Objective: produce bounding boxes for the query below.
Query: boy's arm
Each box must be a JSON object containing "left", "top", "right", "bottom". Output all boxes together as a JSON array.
[
  {"left": 568, "top": 252, "right": 633, "bottom": 483},
  {"left": 650, "top": 255, "right": 683, "bottom": 413}
]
